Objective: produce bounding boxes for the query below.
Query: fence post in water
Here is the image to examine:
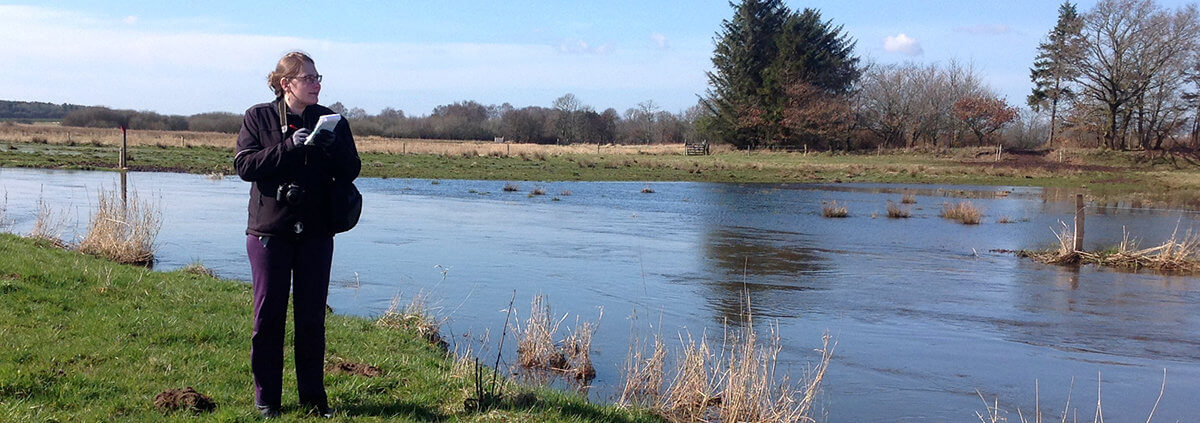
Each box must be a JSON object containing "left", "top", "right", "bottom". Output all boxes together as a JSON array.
[
  {"left": 120, "top": 170, "right": 128, "bottom": 209},
  {"left": 119, "top": 125, "right": 128, "bottom": 170},
  {"left": 1073, "top": 194, "right": 1085, "bottom": 252}
]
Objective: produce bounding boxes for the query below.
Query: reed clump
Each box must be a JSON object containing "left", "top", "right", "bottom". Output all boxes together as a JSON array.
[
  {"left": 516, "top": 294, "right": 568, "bottom": 371},
  {"left": 901, "top": 193, "right": 917, "bottom": 204},
  {"left": 78, "top": 187, "right": 161, "bottom": 265},
  {"left": 503, "top": 182, "right": 520, "bottom": 192},
  {"left": 621, "top": 299, "right": 834, "bottom": 423},
  {"left": 941, "top": 201, "right": 982, "bottom": 224},
  {"left": 376, "top": 291, "right": 447, "bottom": 350},
  {"left": 1025, "top": 224, "right": 1200, "bottom": 273},
  {"left": 619, "top": 334, "right": 667, "bottom": 407},
  {"left": 886, "top": 200, "right": 911, "bottom": 218},
  {"left": 561, "top": 311, "right": 602, "bottom": 381},
  {"left": 822, "top": 200, "right": 848, "bottom": 218}
]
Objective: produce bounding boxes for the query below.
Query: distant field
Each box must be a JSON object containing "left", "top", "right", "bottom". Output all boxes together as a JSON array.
[{"left": 2, "top": 122, "right": 1199, "bottom": 209}]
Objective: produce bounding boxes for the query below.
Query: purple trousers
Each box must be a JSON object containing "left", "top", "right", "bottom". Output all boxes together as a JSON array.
[{"left": 246, "top": 234, "right": 334, "bottom": 408}]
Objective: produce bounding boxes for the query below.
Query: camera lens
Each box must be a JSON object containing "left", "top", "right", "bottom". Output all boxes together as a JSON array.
[{"left": 286, "top": 186, "right": 304, "bottom": 205}]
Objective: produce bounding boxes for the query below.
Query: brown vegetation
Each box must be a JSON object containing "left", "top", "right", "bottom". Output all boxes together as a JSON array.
[
  {"left": 1025, "top": 224, "right": 1200, "bottom": 273},
  {"left": 376, "top": 291, "right": 447, "bottom": 350},
  {"left": 822, "top": 200, "right": 849, "bottom": 218},
  {"left": 941, "top": 201, "right": 982, "bottom": 224},
  {"left": 886, "top": 200, "right": 911, "bottom": 218},
  {"left": 516, "top": 295, "right": 568, "bottom": 371},
  {"left": 78, "top": 187, "right": 161, "bottom": 265}
]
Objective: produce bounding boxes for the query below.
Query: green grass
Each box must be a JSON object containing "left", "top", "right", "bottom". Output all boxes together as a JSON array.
[{"left": 0, "top": 234, "right": 662, "bottom": 422}]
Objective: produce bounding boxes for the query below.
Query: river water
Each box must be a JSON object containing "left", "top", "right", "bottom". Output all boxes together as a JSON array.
[{"left": 2, "top": 167, "right": 1198, "bottom": 422}]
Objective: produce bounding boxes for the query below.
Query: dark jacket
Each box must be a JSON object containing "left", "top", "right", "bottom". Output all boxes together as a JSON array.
[{"left": 235, "top": 100, "right": 361, "bottom": 238}]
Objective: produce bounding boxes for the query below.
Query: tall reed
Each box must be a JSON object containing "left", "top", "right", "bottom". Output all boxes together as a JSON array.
[
  {"left": 78, "top": 187, "right": 161, "bottom": 265},
  {"left": 619, "top": 334, "right": 667, "bottom": 407},
  {"left": 516, "top": 294, "right": 567, "bottom": 371}
]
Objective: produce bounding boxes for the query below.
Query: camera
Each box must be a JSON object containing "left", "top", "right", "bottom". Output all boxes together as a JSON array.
[{"left": 276, "top": 182, "right": 305, "bottom": 205}]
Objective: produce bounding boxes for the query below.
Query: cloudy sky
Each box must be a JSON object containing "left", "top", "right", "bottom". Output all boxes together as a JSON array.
[{"left": 1, "top": 1, "right": 1194, "bottom": 117}]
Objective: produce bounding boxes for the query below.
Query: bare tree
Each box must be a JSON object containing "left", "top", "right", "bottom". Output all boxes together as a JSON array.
[{"left": 1073, "top": 0, "right": 1200, "bottom": 149}]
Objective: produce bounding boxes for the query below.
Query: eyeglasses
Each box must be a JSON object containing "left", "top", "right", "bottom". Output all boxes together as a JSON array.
[{"left": 291, "top": 74, "right": 323, "bottom": 84}]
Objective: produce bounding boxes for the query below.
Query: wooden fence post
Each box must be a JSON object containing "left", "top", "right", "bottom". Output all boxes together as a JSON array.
[
  {"left": 119, "top": 126, "right": 128, "bottom": 169},
  {"left": 1073, "top": 194, "right": 1085, "bottom": 252}
]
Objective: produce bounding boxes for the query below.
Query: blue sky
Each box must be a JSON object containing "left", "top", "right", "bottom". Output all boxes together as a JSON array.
[{"left": 1, "top": 1, "right": 1194, "bottom": 117}]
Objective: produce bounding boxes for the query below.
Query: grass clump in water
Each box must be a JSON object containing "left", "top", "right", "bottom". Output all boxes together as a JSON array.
[
  {"left": 886, "top": 200, "right": 911, "bottom": 218},
  {"left": 822, "top": 200, "right": 849, "bottom": 218},
  {"left": 941, "top": 201, "right": 982, "bottom": 224}
]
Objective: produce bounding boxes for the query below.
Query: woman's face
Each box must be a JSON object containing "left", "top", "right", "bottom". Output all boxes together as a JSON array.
[{"left": 282, "top": 61, "right": 321, "bottom": 108}]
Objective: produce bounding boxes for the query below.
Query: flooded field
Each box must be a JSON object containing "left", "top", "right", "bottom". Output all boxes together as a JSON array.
[{"left": 2, "top": 167, "right": 1198, "bottom": 422}]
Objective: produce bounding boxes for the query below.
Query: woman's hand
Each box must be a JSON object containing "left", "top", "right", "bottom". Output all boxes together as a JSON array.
[
  {"left": 310, "top": 130, "right": 336, "bottom": 149},
  {"left": 288, "top": 128, "right": 312, "bottom": 151}
]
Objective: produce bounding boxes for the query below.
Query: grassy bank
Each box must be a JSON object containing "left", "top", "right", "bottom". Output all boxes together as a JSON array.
[
  {"left": 0, "top": 234, "right": 661, "bottom": 422},
  {"left": 2, "top": 123, "right": 1199, "bottom": 208}
]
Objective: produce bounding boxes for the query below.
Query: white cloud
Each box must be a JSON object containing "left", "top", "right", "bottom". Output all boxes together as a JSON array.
[
  {"left": 557, "top": 38, "right": 613, "bottom": 55},
  {"left": 956, "top": 24, "right": 1011, "bottom": 35},
  {"left": 122, "top": 15, "right": 138, "bottom": 25},
  {"left": 883, "top": 33, "right": 923, "bottom": 56},
  {"left": 650, "top": 33, "right": 669, "bottom": 50}
]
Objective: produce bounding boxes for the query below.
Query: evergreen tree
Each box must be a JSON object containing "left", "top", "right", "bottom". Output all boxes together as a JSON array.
[
  {"left": 1028, "top": 1, "right": 1083, "bottom": 146},
  {"left": 704, "top": 0, "right": 860, "bottom": 150},
  {"left": 703, "top": 0, "right": 789, "bottom": 149}
]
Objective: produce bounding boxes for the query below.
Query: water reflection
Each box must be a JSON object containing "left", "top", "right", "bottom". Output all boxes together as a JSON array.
[{"left": 700, "top": 226, "right": 828, "bottom": 324}]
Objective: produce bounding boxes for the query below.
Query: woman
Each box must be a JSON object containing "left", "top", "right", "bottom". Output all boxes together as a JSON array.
[{"left": 234, "top": 51, "right": 360, "bottom": 418}]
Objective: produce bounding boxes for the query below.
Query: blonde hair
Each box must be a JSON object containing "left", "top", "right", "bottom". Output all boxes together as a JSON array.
[{"left": 266, "top": 51, "right": 315, "bottom": 98}]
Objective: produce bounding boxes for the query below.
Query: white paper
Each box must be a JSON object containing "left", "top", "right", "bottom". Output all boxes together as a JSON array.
[{"left": 306, "top": 114, "right": 341, "bottom": 145}]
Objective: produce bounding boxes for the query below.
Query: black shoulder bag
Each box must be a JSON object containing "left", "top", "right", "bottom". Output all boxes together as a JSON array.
[{"left": 329, "top": 178, "right": 362, "bottom": 234}]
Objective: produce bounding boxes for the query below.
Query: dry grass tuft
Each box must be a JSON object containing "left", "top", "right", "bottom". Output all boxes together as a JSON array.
[
  {"left": 376, "top": 291, "right": 448, "bottom": 350},
  {"left": 886, "top": 200, "right": 911, "bottom": 219},
  {"left": 78, "top": 188, "right": 162, "bottom": 265},
  {"left": 529, "top": 187, "right": 547, "bottom": 196},
  {"left": 28, "top": 195, "right": 70, "bottom": 245},
  {"left": 619, "top": 298, "right": 833, "bottom": 423},
  {"left": 503, "top": 182, "right": 520, "bottom": 192},
  {"left": 719, "top": 323, "right": 828, "bottom": 423},
  {"left": 901, "top": 193, "right": 917, "bottom": 204},
  {"left": 821, "top": 200, "right": 849, "bottom": 218},
  {"left": 0, "top": 191, "right": 10, "bottom": 231},
  {"left": 560, "top": 310, "right": 603, "bottom": 382},
  {"left": 996, "top": 216, "right": 1013, "bottom": 224},
  {"left": 642, "top": 186, "right": 656, "bottom": 194},
  {"left": 516, "top": 294, "right": 568, "bottom": 371},
  {"left": 559, "top": 190, "right": 572, "bottom": 196},
  {"left": 181, "top": 262, "right": 215, "bottom": 278},
  {"left": 660, "top": 335, "right": 716, "bottom": 422},
  {"left": 941, "top": 201, "right": 982, "bottom": 224},
  {"left": 619, "top": 334, "right": 667, "bottom": 407}
]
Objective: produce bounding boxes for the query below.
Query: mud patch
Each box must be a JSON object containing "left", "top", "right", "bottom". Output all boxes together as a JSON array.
[
  {"left": 327, "top": 361, "right": 383, "bottom": 377},
  {"left": 153, "top": 387, "right": 215, "bottom": 414}
]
